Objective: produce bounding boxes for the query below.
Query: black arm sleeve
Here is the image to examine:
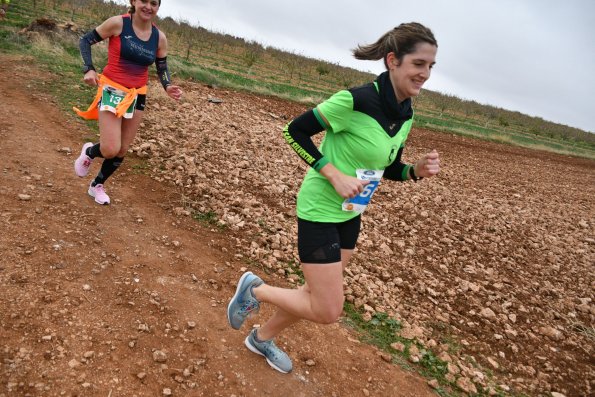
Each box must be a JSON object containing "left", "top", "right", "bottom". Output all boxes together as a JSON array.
[
  {"left": 79, "top": 29, "right": 103, "bottom": 69},
  {"left": 283, "top": 109, "right": 329, "bottom": 171},
  {"left": 155, "top": 56, "right": 171, "bottom": 90},
  {"left": 383, "top": 146, "right": 412, "bottom": 181}
]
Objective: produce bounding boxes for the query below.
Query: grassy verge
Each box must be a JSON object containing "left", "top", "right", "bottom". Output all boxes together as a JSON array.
[
  {"left": 130, "top": 161, "right": 151, "bottom": 175},
  {"left": 341, "top": 305, "right": 519, "bottom": 397},
  {"left": 415, "top": 113, "right": 595, "bottom": 160},
  {"left": 4, "top": 0, "right": 594, "bottom": 160},
  {"left": 191, "top": 210, "right": 219, "bottom": 226},
  {"left": 169, "top": 57, "right": 330, "bottom": 106}
]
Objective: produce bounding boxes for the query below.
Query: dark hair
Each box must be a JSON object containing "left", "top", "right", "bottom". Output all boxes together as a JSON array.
[
  {"left": 352, "top": 22, "right": 437, "bottom": 69},
  {"left": 128, "top": 0, "right": 161, "bottom": 14}
]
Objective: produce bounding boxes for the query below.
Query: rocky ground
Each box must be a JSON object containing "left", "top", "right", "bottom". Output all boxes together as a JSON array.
[{"left": 1, "top": 54, "right": 593, "bottom": 397}]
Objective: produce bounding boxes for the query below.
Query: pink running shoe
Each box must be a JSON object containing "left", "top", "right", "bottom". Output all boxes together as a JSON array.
[
  {"left": 74, "top": 142, "right": 94, "bottom": 177},
  {"left": 88, "top": 182, "right": 110, "bottom": 205}
]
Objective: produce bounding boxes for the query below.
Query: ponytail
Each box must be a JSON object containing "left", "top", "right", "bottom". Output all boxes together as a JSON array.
[
  {"left": 352, "top": 31, "right": 394, "bottom": 63},
  {"left": 352, "top": 22, "right": 437, "bottom": 69}
]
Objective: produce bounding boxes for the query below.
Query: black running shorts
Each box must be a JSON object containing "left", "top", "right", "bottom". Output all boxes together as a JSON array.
[
  {"left": 135, "top": 94, "right": 146, "bottom": 111},
  {"left": 297, "top": 215, "right": 361, "bottom": 264}
]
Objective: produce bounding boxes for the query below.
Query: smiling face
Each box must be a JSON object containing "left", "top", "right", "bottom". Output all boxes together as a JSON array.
[
  {"left": 388, "top": 42, "right": 437, "bottom": 102},
  {"left": 131, "top": 0, "right": 160, "bottom": 21}
]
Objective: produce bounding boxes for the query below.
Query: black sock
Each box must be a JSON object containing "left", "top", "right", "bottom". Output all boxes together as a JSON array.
[
  {"left": 92, "top": 156, "right": 124, "bottom": 186},
  {"left": 86, "top": 143, "right": 103, "bottom": 159}
]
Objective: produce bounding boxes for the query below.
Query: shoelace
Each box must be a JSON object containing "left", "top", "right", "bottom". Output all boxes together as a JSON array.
[
  {"left": 259, "top": 340, "right": 282, "bottom": 359},
  {"left": 239, "top": 299, "right": 258, "bottom": 316}
]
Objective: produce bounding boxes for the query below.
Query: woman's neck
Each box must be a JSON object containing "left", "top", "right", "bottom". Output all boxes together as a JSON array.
[
  {"left": 131, "top": 12, "right": 152, "bottom": 30},
  {"left": 392, "top": 79, "right": 408, "bottom": 104},
  {"left": 387, "top": 73, "right": 405, "bottom": 103}
]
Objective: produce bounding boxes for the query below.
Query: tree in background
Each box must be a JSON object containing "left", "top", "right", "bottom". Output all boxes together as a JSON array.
[
  {"left": 242, "top": 41, "right": 263, "bottom": 72},
  {"left": 52, "top": 0, "right": 65, "bottom": 10},
  {"left": 484, "top": 108, "right": 498, "bottom": 128},
  {"left": 70, "top": 0, "right": 91, "bottom": 20},
  {"left": 178, "top": 17, "right": 199, "bottom": 61},
  {"left": 315, "top": 63, "right": 330, "bottom": 80},
  {"left": 242, "top": 49, "right": 259, "bottom": 70}
]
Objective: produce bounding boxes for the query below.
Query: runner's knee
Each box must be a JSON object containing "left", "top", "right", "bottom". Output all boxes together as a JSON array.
[
  {"left": 100, "top": 145, "right": 120, "bottom": 159},
  {"left": 313, "top": 296, "right": 344, "bottom": 324}
]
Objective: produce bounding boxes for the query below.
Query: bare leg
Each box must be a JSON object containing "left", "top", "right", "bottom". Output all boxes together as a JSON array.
[
  {"left": 98, "top": 110, "right": 123, "bottom": 159},
  {"left": 256, "top": 249, "right": 354, "bottom": 340},
  {"left": 118, "top": 110, "right": 143, "bottom": 157},
  {"left": 255, "top": 283, "right": 309, "bottom": 340}
]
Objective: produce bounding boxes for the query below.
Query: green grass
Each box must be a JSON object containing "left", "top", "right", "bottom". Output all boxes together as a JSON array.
[
  {"left": 0, "top": 29, "right": 31, "bottom": 51},
  {"left": 343, "top": 307, "right": 403, "bottom": 350},
  {"left": 130, "top": 161, "right": 151, "bottom": 175},
  {"left": 256, "top": 218, "right": 274, "bottom": 234},
  {"left": 4, "top": 0, "right": 594, "bottom": 160},
  {"left": 191, "top": 210, "right": 224, "bottom": 229},
  {"left": 415, "top": 113, "right": 595, "bottom": 159},
  {"left": 341, "top": 305, "right": 517, "bottom": 397},
  {"left": 191, "top": 210, "right": 218, "bottom": 224},
  {"left": 170, "top": 57, "right": 329, "bottom": 105}
]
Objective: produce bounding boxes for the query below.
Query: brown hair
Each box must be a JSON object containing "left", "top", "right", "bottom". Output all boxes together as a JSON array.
[
  {"left": 352, "top": 22, "right": 437, "bottom": 69},
  {"left": 128, "top": 0, "right": 161, "bottom": 14}
]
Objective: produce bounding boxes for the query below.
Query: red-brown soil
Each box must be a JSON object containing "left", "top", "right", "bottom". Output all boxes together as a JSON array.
[
  {"left": 0, "top": 55, "right": 437, "bottom": 397},
  {"left": 0, "top": 54, "right": 593, "bottom": 397}
]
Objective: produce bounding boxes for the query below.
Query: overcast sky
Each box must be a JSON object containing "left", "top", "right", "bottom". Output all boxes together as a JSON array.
[{"left": 122, "top": 0, "right": 595, "bottom": 132}]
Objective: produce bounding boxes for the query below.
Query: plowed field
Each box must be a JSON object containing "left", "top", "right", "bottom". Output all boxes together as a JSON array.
[{"left": 1, "top": 54, "right": 593, "bottom": 397}]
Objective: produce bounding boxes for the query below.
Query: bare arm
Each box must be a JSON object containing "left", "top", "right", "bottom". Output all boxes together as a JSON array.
[
  {"left": 81, "top": 16, "right": 123, "bottom": 86},
  {"left": 156, "top": 30, "right": 182, "bottom": 100},
  {"left": 95, "top": 15, "right": 124, "bottom": 40},
  {"left": 319, "top": 163, "right": 369, "bottom": 199},
  {"left": 157, "top": 29, "right": 168, "bottom": 58}
]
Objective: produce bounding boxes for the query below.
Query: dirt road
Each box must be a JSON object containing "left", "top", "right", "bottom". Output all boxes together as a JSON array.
[{"left": 0, "top": 55, "right": 439, "bottom": 396}]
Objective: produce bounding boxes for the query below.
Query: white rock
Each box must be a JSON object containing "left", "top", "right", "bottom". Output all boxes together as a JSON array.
[
  {"left": 68, "top": 359, "right": 81, "bottom": 369},
  {"left": 456, "top": 377, "right": 477, "bottom": 394},
  {"left": 487, "top": 357, "right": 499, "bottom": 369},
  {"left": 153, "top": 350, "right": 168, "bottom": 363},
  {"left": 539, "top": 326, "right": 563, "bottom": 341},
  {"left": 480, "top": 308, "right": 496, "bottom": 319}
]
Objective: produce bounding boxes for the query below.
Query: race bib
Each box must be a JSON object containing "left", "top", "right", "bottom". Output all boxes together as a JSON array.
[
  {"left": 100, "top": 86, "right": 137, "bottom": 119},
  {"left": 342, "top": 169, "right": 384, "bottom": 214}
]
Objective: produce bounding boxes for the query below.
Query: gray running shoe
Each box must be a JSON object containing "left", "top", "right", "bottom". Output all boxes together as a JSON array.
[
  {"left": 245, "top": 329, "right": 293, "bottom": 373},
  {"left": 227, "top": 271, "right": 263, "bottom": 330}
]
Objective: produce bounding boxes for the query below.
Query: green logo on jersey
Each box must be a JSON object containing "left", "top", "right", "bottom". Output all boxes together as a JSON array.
[{"left": 388, "top": 145, "right": 399, "bottom": 163}]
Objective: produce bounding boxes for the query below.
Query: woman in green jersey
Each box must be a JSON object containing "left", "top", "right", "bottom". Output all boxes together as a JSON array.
[{"left": 228, "top": 22, "right": 440, "bottom": 373}]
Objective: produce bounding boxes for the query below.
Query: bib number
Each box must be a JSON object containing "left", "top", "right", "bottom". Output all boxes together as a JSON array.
[
  {"left": 342, "top": 169, "right": 384, "bottom": 214},
  {"left": 100, "top": 86, "right": 137, "bottom": 119}
]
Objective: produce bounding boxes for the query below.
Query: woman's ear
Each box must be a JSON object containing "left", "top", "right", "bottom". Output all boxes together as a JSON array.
[{"left": 386, "top": 52, "right": 399, "bottom": 70}]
